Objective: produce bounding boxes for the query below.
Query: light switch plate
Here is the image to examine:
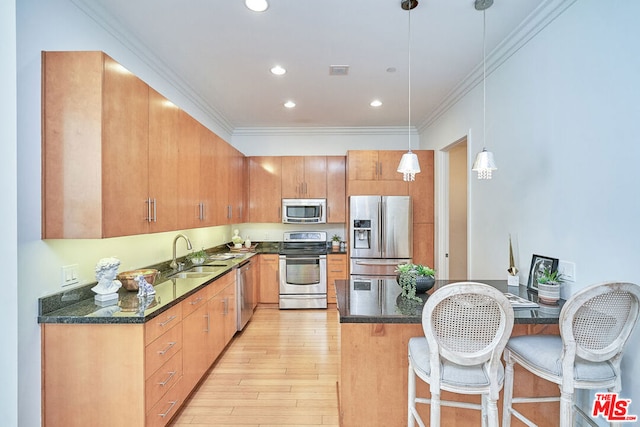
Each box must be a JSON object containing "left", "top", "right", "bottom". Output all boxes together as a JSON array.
[
  {"left": 61, "top": 264, "right": 80, "bottom": 287},
  {"left": 558, "top": 260, "right": 576, "bottom": 282}
]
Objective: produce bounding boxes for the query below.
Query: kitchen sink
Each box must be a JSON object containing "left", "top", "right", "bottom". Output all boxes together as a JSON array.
[
  {"left": 168, "top": 264, "right": 229, "bottom": 279},
  {"left": 186, "top": 264, "right": 228, "bottom": 273}
]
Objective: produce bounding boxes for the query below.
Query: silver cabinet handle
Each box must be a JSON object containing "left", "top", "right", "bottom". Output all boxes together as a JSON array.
[
  {"left": 189, "top": 296, "right": 203, "bottom": 305},
  {"left": 223, "top": 297, "right": 228, "bottom": 315},
  {"left": 157, "top": 341, "right": 176, "bottom": 355},
  {"left": 158, "top": 315, "right": 177, "bottom": 327},
  {"left": 158, "top": 401, "right": 177, "bottom": 418},
  {"left": 204, "top": 312, "right": 210, "bottom": 333},
  {"left": 146, "top": 198, "right": 152, "bottom": 222},
  {"left": 153, "top": 198, "right": 157, "bottom": 222},
  {"left": 157, "top": 371, "right": 176, "bottom": 387}
]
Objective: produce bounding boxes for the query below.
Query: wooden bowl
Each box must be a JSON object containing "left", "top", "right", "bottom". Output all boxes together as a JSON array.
[{"left": 117, "top": 269, "right": 159, "bottom": 291}]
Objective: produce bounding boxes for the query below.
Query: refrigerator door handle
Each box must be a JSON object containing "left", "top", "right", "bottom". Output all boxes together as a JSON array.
[{"left": 378, "top": 200, "right": 384, "bottom": 255}]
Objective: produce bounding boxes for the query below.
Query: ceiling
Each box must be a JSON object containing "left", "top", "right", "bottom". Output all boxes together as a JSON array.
[{"left": 74, "top": 0, "right": 543, "bottom": 132}]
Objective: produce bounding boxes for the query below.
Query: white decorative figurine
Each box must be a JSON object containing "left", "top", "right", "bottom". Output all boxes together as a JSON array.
[
  {"left": 135, "top": 274, "right": 156, "bottom": 297},
  {"left": 92, "top": 257, "right": 122, "bottom": 304},
  {"left": 231, "top": 229, "right": 244, "bottom": 248}
]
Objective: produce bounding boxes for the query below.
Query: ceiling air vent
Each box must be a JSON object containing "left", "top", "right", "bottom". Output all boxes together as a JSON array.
[{"left": 329, "top": 65, "right": 349, "bottom": 76}]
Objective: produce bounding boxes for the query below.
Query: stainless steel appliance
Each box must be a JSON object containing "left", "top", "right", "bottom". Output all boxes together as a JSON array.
[
  {"left": 236, "top": 258, "right": 255, "bottom": 331},
  {"left": 349, "top": 195, "right": 412, "bottom": 276},
  {"left": 282, "top": 198, "right": 326, "bottom": 224},
  {"left": 279, "top": 231, "right": 327, "bottom": 309}
]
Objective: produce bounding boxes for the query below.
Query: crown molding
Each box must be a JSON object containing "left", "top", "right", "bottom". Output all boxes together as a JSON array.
[
  {"left": 233, "top": 126, "right": 418, "bottom": 137},
  {"left": 70, "top": 0, "right": 235, "bottom": 136},
  {"left": 417, "top": 0, "right": 578, "bottom": 133}
]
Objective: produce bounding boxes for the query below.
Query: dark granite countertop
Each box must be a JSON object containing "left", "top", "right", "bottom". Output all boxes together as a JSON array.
[
  {"left": 39, "top": 252, "right": 258, "bottom": 324},
  {"left": 335, "top": 279, "right": 563, "bottom": 325}
]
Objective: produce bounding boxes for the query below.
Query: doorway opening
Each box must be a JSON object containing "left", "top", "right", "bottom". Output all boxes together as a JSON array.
[{"left": 440, "top": 136, "right": 468, "bottom": 280}]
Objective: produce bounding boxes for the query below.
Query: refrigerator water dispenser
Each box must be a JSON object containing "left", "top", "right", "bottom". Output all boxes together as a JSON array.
[{"left": 353, "top": 219, "right": 371, "bottom": 249}]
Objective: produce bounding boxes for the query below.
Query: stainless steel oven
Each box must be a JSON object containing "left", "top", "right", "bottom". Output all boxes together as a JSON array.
[{"left": 279, "top": 231, "right": 327, "bottom": 309}]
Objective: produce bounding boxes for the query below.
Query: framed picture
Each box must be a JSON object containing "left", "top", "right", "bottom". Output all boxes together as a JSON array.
[{"left": 527, "top": 254, "right": 559, "bottom": 290}]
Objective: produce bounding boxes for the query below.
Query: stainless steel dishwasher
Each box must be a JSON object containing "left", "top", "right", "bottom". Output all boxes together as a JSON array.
[{"left": 236, "top": 259, "right": 254, "bottom": 331}]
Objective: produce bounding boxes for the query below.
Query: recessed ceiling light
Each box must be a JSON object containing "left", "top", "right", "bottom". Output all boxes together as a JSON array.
[
  {"left": 245, "top": 0, "right": 268, "bottom": 12},
  {"left": 370, "top": 100, "right": 382, "bottom": 107},
  {"left": 270, "top": 65, "right": 286, "bottom": 75},
  {"left": 284, "top": 101, "right": 296, "bottom": 108}
]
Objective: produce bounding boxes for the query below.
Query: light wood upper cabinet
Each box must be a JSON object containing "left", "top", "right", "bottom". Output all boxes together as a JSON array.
[
  {"left": 148, "top": 88, "right": 179, "bottom": 233},
  {"left": 347, "top": 150, "right": 406, "bottom": 182},
  {"left": 198, "top": 125, "right": 218, "bottom": 227},
  {"left": 409, "top": 150, "right": 434, "bottom": 224},
  {"left": 326, "top": 156, "right": 346, "bottom": 223},
  {"left": 42, "top": 51, "right": 151, "bottom": 238},
  {"left": 347, "top": 150, "right": 409, "bottom": 196},
  {"left": 281, "top": 156, "right": 327, "bottom": 198},
  {"left": 248, "top": 156, "right": 282, "bottom": 223},
  {"left": 177, "top": 110, "right": 202, "bottom": 230},
  {"left": 214, "top": 141, "right": 245, "bottom": 224}
]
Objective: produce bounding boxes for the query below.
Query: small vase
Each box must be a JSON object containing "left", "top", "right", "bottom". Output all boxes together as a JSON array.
[
  {"left": 397, "top": 274, "right": 435, "bottom": 294},
  {"left": 537, "top": 282, "right": 560, "bottom": 304}
]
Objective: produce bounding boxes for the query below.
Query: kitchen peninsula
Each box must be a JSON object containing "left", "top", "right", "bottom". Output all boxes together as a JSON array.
[{"left": 335, "top": 279, "right": 562, "bottom": 427}]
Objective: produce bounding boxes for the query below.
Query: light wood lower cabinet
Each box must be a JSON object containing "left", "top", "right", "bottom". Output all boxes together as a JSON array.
[
  {"left": 258, "top": 254, "right": 280, "bottom": 304},
  {"left": 41, "top": 275, "right": 238, "bottom": 427},
  {"left": 326, "top": 254, "right": 347, "bottom": 304}
]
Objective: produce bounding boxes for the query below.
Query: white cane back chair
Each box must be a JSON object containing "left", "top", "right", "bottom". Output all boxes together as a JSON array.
[
  {"left": 408, "top": 282, "right": 515, "bottom": 427},
  {"left": 502, "top": 281, "right": 640, "bottom": 427}
]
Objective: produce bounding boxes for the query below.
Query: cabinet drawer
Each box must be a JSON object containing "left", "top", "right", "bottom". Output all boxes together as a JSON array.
[
  {"left": 145, "top": 303, "right": 182, "bottom": 346},
  {"left": 146, "top": 376, "right": 184, "bottom": 427},
  {"left": 146, "top": 324, "right": 182, "bottom": 379},
  {"left": 181, "top": 286, "right": 209, "bottom": 317},
  {"left": 146, "top": 349, "right": 183, "bottom": 410}
]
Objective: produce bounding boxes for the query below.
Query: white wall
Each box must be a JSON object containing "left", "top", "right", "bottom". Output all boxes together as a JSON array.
[
  {"left": 422, "top": 0, "right": 640, "bottom": 413},
  {"left": 1, "top": 0, "right": 18, "bottom": 425}
]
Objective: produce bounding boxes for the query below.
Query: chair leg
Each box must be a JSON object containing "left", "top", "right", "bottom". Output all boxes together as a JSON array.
[
  {"left": 559, "top": 390, "right": 574, "bottom": 427},
  {"left": 486, "top": 395, "right": 499, "bottom": 427},
  {"left": 502, "top": 350, "right": 515, "bottom": 427},
  {"left": 430, "top": 391, "right": 441, "bottom": 427},
  {"left": 408, "top": 359, "right": 416, "bottom": 427},
  {"left": 481, "top": 394, "right": 488, "bottom": 427}
]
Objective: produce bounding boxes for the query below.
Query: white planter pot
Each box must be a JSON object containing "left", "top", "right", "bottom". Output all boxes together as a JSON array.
[{"left": 537, "top": 282, "right": 561, "bottom": 304}]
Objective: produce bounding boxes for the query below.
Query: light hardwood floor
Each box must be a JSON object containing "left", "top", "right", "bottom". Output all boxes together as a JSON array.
[{"left": 170, "top": 307, "right": 340, "bottom": 427}]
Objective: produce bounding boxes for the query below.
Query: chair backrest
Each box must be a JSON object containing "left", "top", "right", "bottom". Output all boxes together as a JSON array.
[
  {"left": 559, "top": 282, "right": 640, "bottom": 363},
  {"left": 422, "top": 282, "right": 515, "bottom": 367}
]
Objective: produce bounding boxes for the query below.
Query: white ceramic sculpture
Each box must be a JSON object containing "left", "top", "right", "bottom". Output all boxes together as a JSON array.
[{"left": 92, "top": 257, "right": 122, "bottom": 295}]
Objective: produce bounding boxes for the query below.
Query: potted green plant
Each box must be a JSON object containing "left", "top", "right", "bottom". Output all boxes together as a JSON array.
[
  {"left": 187, "top": 248, "right": 207, "bottom": 265},
  {"left": 331, "top": 234, "right": 341, "bottom": 249},
  {"left": 396, "top": 263, "right": 436, "bottom": 301},
  {"left": 536, "top": 267, "right": 564, "bottom": 304}
]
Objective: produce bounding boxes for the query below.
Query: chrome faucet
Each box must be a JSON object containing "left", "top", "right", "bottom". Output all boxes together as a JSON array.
[{"left": 170, "top": 234, "right": 193, "bottom": 270}]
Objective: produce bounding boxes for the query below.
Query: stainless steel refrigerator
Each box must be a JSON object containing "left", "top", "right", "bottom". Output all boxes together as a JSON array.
[{"left": 349, "top": 195, "right": 412, "bottom": 276}]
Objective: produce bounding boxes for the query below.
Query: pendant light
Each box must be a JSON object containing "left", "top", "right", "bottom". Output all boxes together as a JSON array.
[
  {"left": 471, "top": 0, "right": 497, "bottom": 179},
  {"left": 397, "top": 0, "right": 421, "bottom": 182}
]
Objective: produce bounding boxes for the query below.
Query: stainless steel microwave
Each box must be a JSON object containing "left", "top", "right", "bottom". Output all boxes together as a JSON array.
[{"left": 282, "top": 198, "right": 326, "bottom": 224}]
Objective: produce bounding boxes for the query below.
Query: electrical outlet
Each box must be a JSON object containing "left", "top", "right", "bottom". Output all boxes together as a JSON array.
[
  {"left": 558, "top": 261, "right": 576, "bottom": 282},
  {"left": 61, "top": 264, "right": 80, "bottom": 287}
]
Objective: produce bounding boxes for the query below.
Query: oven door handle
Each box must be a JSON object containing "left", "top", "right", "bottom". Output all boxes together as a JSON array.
[{"left": 281, "top": 256, "right": 325, "bottom": 261}]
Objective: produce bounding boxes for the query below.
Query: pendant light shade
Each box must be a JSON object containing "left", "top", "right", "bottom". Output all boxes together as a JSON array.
[
  {"left": 472, "top": 148, "right": 497, "bottom": 180},
  {"left": 397, "top": 0, "right": 420, "bottom": 182},
  {"left": 472, "top": 0, "right": 497, "bottom": 180},
  {"left": 397, "top": 151, "right": 421, "bottom": 181}
]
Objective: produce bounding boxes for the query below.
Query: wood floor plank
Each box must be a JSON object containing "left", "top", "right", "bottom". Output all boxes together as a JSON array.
[{"left": 169, "top": 307, "right": 339, "bottom": 426}]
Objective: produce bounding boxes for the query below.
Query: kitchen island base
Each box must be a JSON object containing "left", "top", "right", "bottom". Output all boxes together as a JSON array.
[{"left": 339, "top": 322, "right": 561, "bottom": 426}]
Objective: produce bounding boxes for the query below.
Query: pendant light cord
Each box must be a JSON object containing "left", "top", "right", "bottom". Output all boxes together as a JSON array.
[
  {"left": 482, "top": 9, "right": 486, "bottom": 151},
  {"left": 407, "top": 4, "right": 412, "bottom": 153}
]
